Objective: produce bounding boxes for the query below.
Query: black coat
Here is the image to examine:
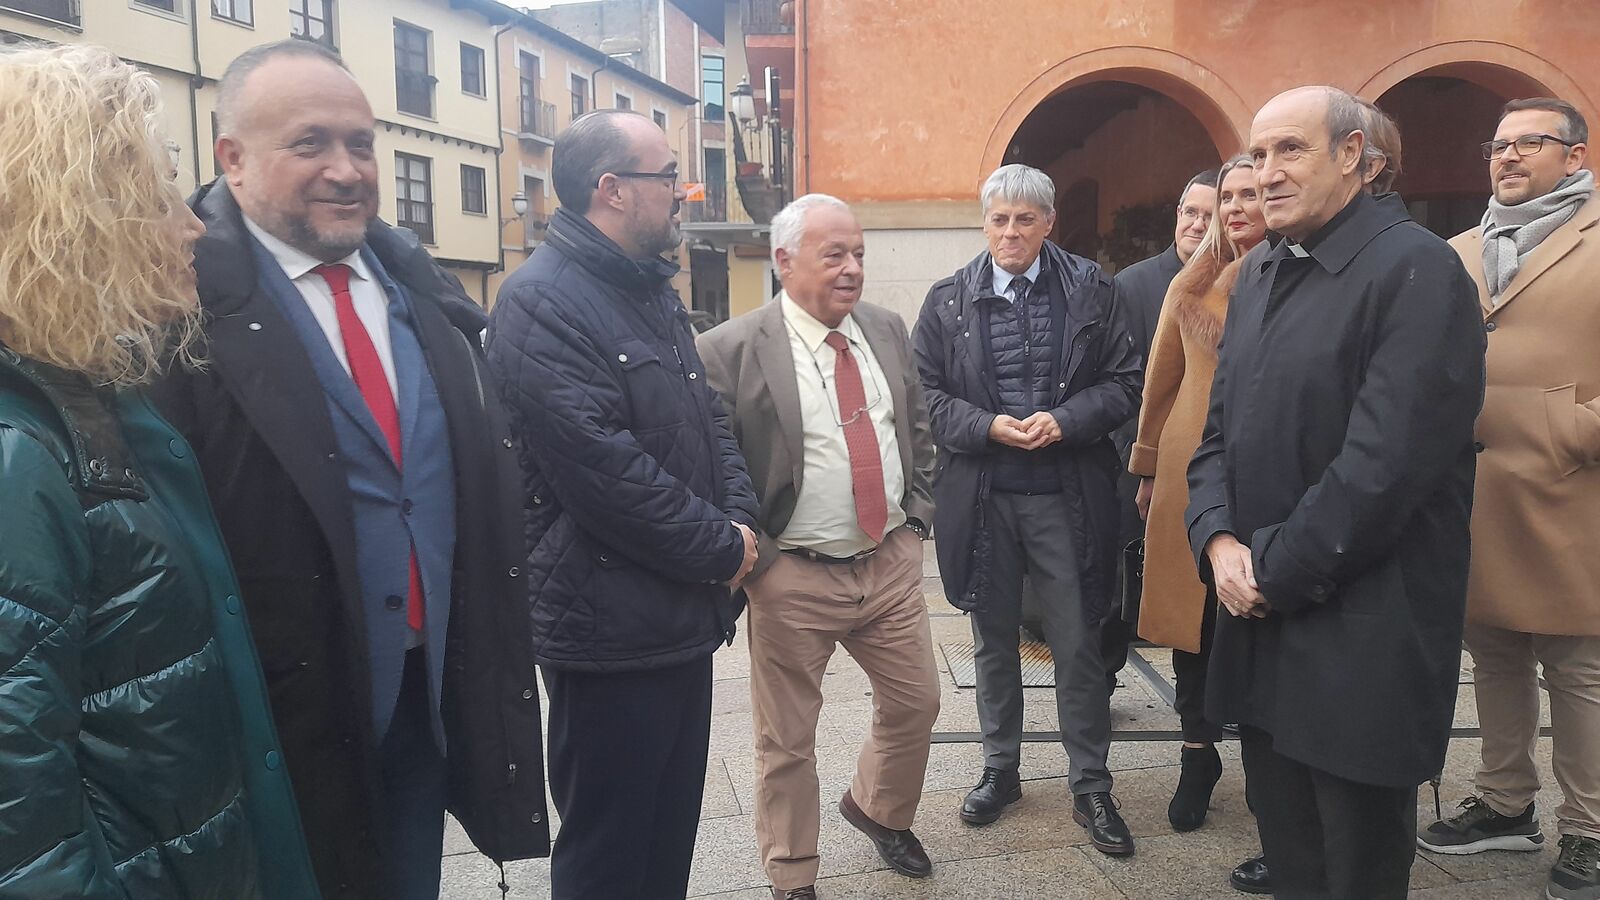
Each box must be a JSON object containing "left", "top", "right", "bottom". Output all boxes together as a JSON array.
[
  {"left": 1111, "top": 244, "right": 1184, "bottom": 544},
  {"left": 914, "top": 241, "right": 1142, "bottom": 617},
  {"left": 1186, "top": 192, "right": 1486, "bottom": 787},
  {"left": 485, "top": 209, "right": 759, "bottom": 672},
  {"left": 150, "top": 181, "right": 550, "bottom": 898}
]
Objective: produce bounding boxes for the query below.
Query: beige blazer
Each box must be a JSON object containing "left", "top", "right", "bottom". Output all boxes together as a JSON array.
[
  {"left": 697, "top": 299, "right": 936, "bottom": 575},
  {"left": 1452, "top": 194, "right": 1600, "bottom": 635}
]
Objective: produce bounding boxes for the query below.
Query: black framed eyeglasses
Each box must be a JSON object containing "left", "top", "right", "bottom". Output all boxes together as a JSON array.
[
  {"left": 1481, "top": 133, "right": 1578, "bottom": 160},
  {"left": 611, "top": 169, "right": 680, "bottom": 189}
]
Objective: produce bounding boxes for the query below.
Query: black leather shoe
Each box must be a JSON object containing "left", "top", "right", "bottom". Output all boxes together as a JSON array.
[
  {"left": 839, "top": 790, "right": 933, "bottom": 878},
  {"left": 960, "top": 766, "right": 1022, "bottom": 826},
  {"left": 1073, "top": 791, "right": 1135, "bottom": 856},
  {"left": 1229, "top": 855, "right": 1272, "bottom": 894},
  {"left": 771, "top": 887, "right": 817, "bottom": 900}
]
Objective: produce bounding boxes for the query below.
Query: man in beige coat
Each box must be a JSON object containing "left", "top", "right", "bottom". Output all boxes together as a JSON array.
[
  {"left": 1417, "top": 96, "right": 1600, "bottom": 900},
  {"left": 698, "top": 194, "right": 940, "bottom": 900}
]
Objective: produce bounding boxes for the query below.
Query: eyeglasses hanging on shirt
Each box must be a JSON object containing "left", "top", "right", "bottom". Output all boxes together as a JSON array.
[{"left": 805, "top": 331, "right": 886, "bottom": 428}]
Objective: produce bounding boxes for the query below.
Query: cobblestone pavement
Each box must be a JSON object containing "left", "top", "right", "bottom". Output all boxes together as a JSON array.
[{"left": 442, "top": 549, "right": 1560, "bottom": 899}]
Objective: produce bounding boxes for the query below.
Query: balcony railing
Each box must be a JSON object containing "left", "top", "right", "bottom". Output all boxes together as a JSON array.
[
  {"left": 2, "top": 0, "right": 80, "bottom": 26},
  {"left": 685, "top": 182, "right": 728, "bottom": 223},
  {"left": 519, "top": 98, "right": 558, "bottom": 141},
  {"left": 741, "top": 0, "right": 793, "bottom": 35}
]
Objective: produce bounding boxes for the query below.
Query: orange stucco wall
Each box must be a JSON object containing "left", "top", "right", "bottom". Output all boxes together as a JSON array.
[{"left": 795, "top": 0, "right": 1600, "bottom": 214}]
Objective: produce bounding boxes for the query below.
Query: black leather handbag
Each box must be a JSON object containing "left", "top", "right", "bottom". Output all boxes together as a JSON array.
[{"left": 1120, "top": 538, "right": 1145, "bottom": 624}]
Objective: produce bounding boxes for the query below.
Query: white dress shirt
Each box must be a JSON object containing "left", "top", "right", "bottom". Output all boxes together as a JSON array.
[
  {"left": 991, "top": 253, "right": 1042, "bottom": 300},
  {"left": 244, "top": 217, "right": 399, "bottom": 401},
  {"left": 775, "top": 292, "right": 907, "bottom": 557}
]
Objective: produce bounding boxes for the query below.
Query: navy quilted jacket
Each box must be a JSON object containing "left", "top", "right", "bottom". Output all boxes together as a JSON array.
[{"left": 486, "top": 209, "right": 758, "bottom": 672}]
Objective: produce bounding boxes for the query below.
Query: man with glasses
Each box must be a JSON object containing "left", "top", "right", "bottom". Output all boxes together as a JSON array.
[
  {"left": 914, "top": 164, "right": 1142, "bottom": 851},
  {"left": 487, "top": 109, "right": 760, "bottom": 899},
  {"left": 1101, "top": 167, "right": 1219, "bottom": 692},
  {"left": 698, "top": 194, "right": 940, "bottom": 900},
  {"left": 1417, "top": 96, "right": 1600, "bottom": 900}
]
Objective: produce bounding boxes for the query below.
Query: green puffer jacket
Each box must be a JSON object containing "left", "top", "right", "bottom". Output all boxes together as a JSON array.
[{"left": 0, "top": 349, "right": 317, "bottom": 899}]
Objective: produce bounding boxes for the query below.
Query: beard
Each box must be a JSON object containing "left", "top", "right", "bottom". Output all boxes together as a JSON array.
[
  {"left": 627, "top": 202, "right": 682, "bottom": 258},
  {"left": 287, "top": 214, "right": 369, "bottom": 261}
]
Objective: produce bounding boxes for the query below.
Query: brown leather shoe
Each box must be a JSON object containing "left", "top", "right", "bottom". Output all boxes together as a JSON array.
[
  {"left": 838, "top": 790, "right": 933, "bottom": 878},
  {"left": 771, "top": 887, "right": 817, "bottom": 900}
]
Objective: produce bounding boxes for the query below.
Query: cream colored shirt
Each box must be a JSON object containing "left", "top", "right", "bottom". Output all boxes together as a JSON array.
[
  {"left": 243, "top": 217, "right": 399, "bottom": 401},
  {"left": 775, "top": 292, "right": 907, "bottom": 557}
]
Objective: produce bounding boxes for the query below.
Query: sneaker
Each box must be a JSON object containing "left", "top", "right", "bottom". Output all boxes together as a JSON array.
[
  {"left": 1549, "top": 834, "right": 1600, "bottom": 900},
  {"left": 1417, "top": 796, "right": 1544, "bottom": 855}
]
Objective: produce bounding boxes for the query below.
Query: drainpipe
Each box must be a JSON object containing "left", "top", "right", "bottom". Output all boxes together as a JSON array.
[
  {"left": 187, "top": 0, "right": 203, "bottom": 188},
  {"left": 656, "top": 0, "right": 667, "bottom": 82},
  {"left": 491, "top": 18, "right": 516, "bottom": 282},
  {"left": 797, "top": 0, "right": 809, "bottom": 194}
]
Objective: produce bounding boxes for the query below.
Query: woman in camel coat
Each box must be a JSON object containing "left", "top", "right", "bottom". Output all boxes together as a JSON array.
[{"left": 1127, "top": 155, "right": 1265, "bottom": 831}]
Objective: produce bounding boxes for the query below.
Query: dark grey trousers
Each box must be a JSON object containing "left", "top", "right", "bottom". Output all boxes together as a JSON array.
[{"left": 970, "top": 491, "right": 1114, "bottom": 794}]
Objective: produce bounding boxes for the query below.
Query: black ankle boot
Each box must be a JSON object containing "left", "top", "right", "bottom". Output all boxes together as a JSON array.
[{"left": 1168, "top": 744, "right": 1223, "bottom": 832}]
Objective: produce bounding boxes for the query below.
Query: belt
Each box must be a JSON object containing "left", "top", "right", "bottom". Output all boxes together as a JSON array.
[{"left": 781, "top": 545, "right": 879, "bottom": 565}]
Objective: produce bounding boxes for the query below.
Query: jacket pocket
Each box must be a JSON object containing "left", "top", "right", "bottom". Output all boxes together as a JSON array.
[
  {"left": 614, "top": 338, "right": 687, "bottom": 433},
  {"left": 1543, "top": 384, "right": 1583, "bottom": 477}
]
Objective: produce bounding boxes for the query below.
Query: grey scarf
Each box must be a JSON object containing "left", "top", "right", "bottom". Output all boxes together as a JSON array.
[{"left": 1482, "top": 169, "right": 1594, "bottom": 303}]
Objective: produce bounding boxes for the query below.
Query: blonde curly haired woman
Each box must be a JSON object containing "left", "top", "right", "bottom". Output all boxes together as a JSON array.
[{"left": 0, "top": 44, "right": 315, "bottom": 896}]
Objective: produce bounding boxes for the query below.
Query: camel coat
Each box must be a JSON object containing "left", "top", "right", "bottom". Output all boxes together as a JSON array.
[
  {"left": 1451, "top": 195, "right": 1600, "bottom": 636},
  {"left": 1127, "top": 258, "right": 1240, "bottom": 653}
]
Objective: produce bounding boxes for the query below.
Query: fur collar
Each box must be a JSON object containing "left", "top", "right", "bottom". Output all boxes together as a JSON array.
[{"left": 1167, "top": 256, "right": 1241, "bottom": 352}]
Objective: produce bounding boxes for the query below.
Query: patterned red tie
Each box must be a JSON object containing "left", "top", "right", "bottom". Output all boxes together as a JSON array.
[
  {"left": 822, "top": 330, "right": 888, "bottom": 542},
  {"left": 313, "top": 263, "right": 424, "bottom": 632}
]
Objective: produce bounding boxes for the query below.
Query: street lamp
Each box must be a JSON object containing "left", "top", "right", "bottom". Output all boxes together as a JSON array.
[
  {"left": 729, "top": 76, "right": 757, "bottom": 129},
  {"left": 500, "top": 191, "right": 529, "bottom": 228}
]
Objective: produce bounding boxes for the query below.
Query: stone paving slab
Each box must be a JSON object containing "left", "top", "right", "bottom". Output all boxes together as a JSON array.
[{"left": 441, "top": 594, "right": 1561, "bottom": 899}]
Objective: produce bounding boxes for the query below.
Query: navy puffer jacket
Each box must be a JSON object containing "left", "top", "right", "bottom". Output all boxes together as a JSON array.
[{"left": 486, "top": 209, "right": 758, "bottom": 672}]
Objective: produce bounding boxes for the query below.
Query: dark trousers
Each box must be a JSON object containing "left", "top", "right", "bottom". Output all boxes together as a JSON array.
[
  {"left": 1241, "top": 728, "right": 1417, "bottom": 899},
  {"left": 379, "top": 648, "right": 449, "bottom": 900},
  {"left": 544, "top": 655, "right": 714, "bottom": 900},
  {"left": 1172, "top": 595, "right": 1223, "bottom": 744},
  {"left": 972, "top": 492, "right": 1113, "bottom": 793}
]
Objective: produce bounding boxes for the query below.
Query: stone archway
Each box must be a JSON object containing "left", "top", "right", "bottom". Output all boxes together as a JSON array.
[
  {"left": 982, "top": 50, "right": 1247, "bottom": 268},
  {"left": 1362, "top": 46, "right": 1588, "bottom": 238}
]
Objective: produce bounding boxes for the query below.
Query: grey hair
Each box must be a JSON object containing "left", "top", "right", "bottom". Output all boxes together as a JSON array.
[
  {"left": 1321, "top": 86, "right": 1375, "bottom": 174},
  {"left": 980, "top": 164, "right": 1056, "bottom": 216},
  {"left": 770, "top": 193, "right": 851, "bottom": 266},
  {"left": 216, "top": 39, "right": 348, "bottom": 134}
]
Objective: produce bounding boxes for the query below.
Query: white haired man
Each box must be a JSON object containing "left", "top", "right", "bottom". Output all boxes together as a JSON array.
[
  {"left": 698, "top": 194, "right": 941, "bottom": 899},
  {"left": 913, "top": 164, "right": 1142, "bottom": 852}
]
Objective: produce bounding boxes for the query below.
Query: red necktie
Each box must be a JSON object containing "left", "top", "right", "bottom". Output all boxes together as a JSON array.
[
  {"left": 823, "top": 331, "right": 888, "bottom": 542},
  {"left": 313, "top": 263, "right": 424, "bottom": 632}
]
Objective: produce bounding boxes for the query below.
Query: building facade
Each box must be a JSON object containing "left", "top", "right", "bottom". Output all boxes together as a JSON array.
[
  {"left": 772, "top": 0, "right": 1600, "bottom": 323},
  {"left": 2, "top": 0, "right": 508, "bottom": 303},
  {"left": 489, "top": 6, "right": 699, "bottom": 303}
]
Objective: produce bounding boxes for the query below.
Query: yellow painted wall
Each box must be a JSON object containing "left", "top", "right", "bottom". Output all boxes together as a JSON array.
[
  {"left": 727, "top": 251, "right": 770, "bottom": 317},
  {"left": 2, "top": 3, "right": 200, "bottom": 192}
]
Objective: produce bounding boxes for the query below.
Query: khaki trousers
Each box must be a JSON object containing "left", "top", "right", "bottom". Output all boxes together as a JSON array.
[
  {"left": 1466, "top": 622, "right": 1600, "bottom": 839},
  {"left": 745, "top": 527, "right": 941, "bottom": 890}
]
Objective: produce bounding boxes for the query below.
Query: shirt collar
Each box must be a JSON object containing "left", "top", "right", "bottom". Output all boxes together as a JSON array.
[
  {"left": 990, "top": 252, "right": 1042, "bottom": 299},
  {"left": 780, "top": 291, "right": 863, "bottom": 354},
  {"left": 242, "top": 215, "right": 371, "bottom": 285}
]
